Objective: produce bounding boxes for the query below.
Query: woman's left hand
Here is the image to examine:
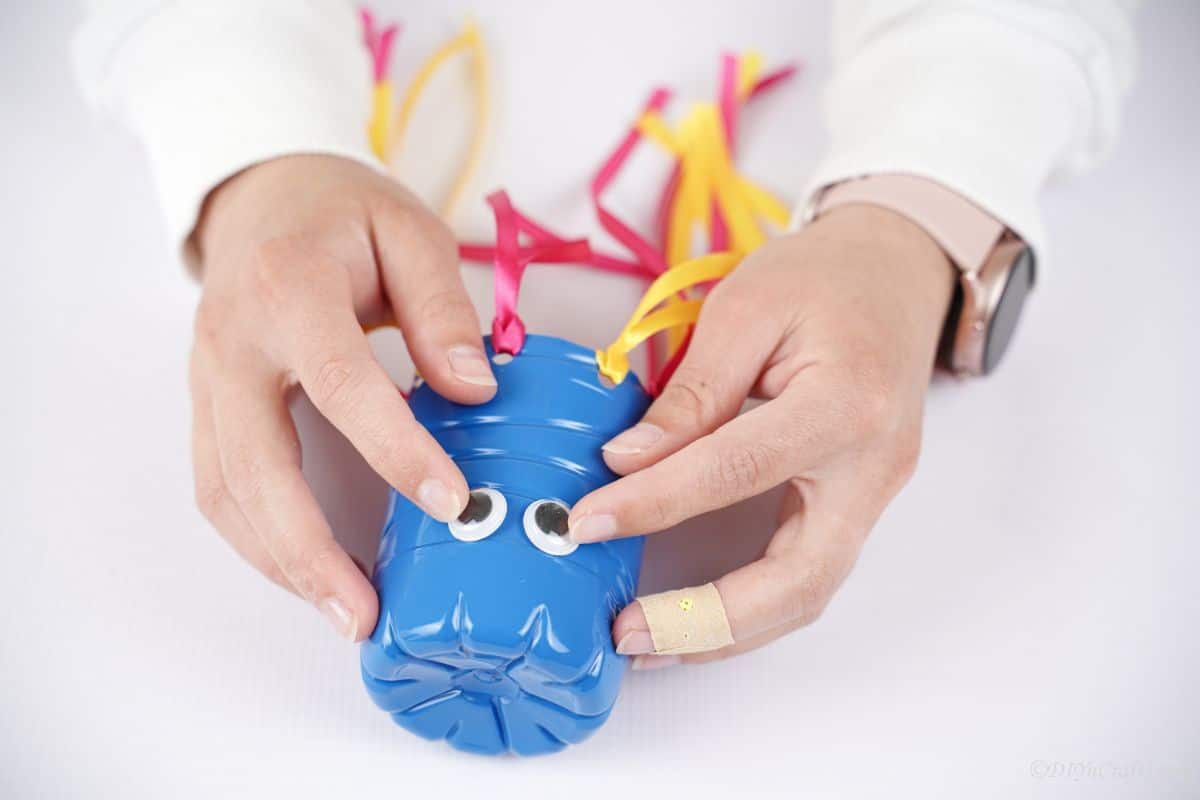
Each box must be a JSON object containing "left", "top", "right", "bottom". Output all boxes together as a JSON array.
[{"left": 567, "top": 204, "right": 956, "bottom": 669}]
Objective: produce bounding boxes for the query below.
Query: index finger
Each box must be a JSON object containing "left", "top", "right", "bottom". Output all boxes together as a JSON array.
[
  {"left": 569, "top": 384, "right": 837, "bottom": 541},
  {"left": 265, "top": 253, "right": 469, "bottom": 523}
]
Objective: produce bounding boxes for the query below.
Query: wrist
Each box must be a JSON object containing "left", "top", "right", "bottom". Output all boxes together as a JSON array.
[
  {"left": 814, "top": 203, "right": 957, "bottom": 338},
  {"left": 809, "top": 174, "right": 1034, "bottom": 376},
  {"left": 192, "top": 154, "right": 367, "bottom": 272},
  {"left": 190, "top": 159, "right": 268, "bottom": 271}
]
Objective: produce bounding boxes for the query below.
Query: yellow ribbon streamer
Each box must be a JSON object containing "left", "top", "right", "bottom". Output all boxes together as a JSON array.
[
  {"left": 598, "top": 52, "right": 790, "bottom": 384},
  {"left": 367, "top": 82, "right": 394, "bottom": 161},
  {"left": 596, "top": 252, "right": 741, "bottom": 384},
  {"left": 738, "top": 51, "right": 763, "bottom": 98},
  {"left": 383, "top": 20, "right": 490, "bottom": 219}
]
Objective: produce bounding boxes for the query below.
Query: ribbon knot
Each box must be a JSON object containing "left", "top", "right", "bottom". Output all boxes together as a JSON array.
[{"left": 491, "top": 314, "right": 526, "bottom": 356}]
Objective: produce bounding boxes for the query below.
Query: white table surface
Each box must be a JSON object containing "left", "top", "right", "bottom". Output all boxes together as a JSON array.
[{"left": 3, "top": 2, "right": 1198, "bottom": 797}]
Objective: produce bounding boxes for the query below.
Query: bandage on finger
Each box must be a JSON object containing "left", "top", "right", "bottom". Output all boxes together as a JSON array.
[{"left": 637, "top": 582, "right": 735, "bottom": 655}]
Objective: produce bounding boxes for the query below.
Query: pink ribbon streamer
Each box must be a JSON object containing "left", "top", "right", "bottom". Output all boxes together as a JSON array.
[
  {"left": 360, "top": 8, "right": 400, "bottom": 82},
  {"left": 476, "top": 191, "right": 594, "bottom": 355},
  {"left": 590, "top": 88, "right": 673, "bottom": 277},
  {"left": 749, "top": 63, "right": 800, "bottom": 99},
  {"left": 587, "top": 88, "right": 680, "bottom": 382},
  {"left": 718, "top": 53, "right": 740, "bottom": 154},
  {"left": 710, "top": 57, "right": 800, "bottom": 252}
]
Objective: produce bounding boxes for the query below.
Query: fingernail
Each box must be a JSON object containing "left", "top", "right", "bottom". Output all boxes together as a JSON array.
[
  {"left": 632, "top": 654, "right": 681, "bottom": 671},
  {"left": 418, "top": 478, "right": 463, "bottom": 522},
  {"left": 616, "top": 630, "right": 654, "bottom": 655},
  {"left": 448, "top": 346, "right": 497, "bottom": 387},
  {"left": 319, "top": 597, "right": 356, "bottom": 641},
  {"left": 602, "top": 422, "right": 664, "bottom": 455},
  {"left": 569, "top": 512, "right": 617, "bottom": 543}
]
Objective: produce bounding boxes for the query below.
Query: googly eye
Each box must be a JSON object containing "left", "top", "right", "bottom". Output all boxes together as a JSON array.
[
  {"left": 522, "top": 499, "right": 578, "bottom": 556},
  {"left": 448, "top": 488, "right": 507, "bottom": 542}
]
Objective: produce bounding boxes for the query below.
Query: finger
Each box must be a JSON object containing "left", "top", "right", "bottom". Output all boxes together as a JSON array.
[
  {"left": 211, "top": 369, "right": 379, "bottom": 642},
  {"left": 268, "top": 251, "right": 469, "bottom": 523},
  {"left": 372, "top": 196, "right": 497, "bottom": 402},
  {"left": 190, "top": 363, "right": 294, "bottom": 594},
  {"left": 600, "top": 282, "right": 785, "bottom": 475},
  {"left": 633, "top": 619, "right": 809, "bottom": 670},
  {"left": 619, "top": 607, "right": 807, "bottom": 670},
  {"left": 614, "top": 485, "right": 867, "bottom": 667},
  {"left": 572, "top": 374, "right": 851, "bottom": 541},
  {"left": 670, "top": 449, "right": 908, "bottom": 667},
  {"left": 611, "top": 482, "right": 806, "bottom": 662}
]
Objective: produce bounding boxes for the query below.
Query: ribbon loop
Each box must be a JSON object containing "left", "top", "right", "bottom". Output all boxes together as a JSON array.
[
  {"left": 372, "top": 18, "right": 490, "bottom": 219},
  {"left": 483, "top": 191, "right": 604, "bottom": 356},
  {"left": 596, "top": 252, "right": 741, "bottom": 385}
]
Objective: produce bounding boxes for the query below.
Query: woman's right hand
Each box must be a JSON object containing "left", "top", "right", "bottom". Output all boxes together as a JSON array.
[{"left": 190, "top": 154, "right": 496, "bottom": 641}]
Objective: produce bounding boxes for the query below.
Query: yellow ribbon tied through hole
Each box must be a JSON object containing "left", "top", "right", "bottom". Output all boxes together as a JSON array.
[
  {"left": 596, "top": 252, "right": 741, "bottom": 385},
  {"left": 638, "top": 583, "right": 735, "bottom": 655}
]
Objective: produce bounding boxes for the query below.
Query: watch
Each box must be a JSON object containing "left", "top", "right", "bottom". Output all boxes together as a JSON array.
[{"left": 810, "top": 174, "right": 1036, "bottom": 377}]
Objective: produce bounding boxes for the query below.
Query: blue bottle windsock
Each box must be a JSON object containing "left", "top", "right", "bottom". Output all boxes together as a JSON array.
[
  {"left": 360, "top": 334, "right": 650, "bottom": 755},
  {"left": 356, "top": 17, "right": 798, "bottom": 754}
]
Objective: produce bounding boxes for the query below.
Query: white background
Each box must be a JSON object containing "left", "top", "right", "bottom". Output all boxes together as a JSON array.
[{"left": 3, "top": 1, "right": 1198, "bottom": 798}]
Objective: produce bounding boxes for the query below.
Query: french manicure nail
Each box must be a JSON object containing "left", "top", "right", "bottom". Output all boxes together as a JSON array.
[
  {"left": 602, "top": 422, "right": 664, "bottom": 455},
  {"left": 616, "top": 630, "right": 654, "bottom": 655},
  {"left": 569, "top": 513, "right": 617, "bottom": 543},
  {"left": 418, "top": 478, "right": 463, "bottom": 522},
  {"left": 319, "top": 597, "right": 356, "bottom": 641},
  {"left": 448, "top": 346, "right": 498, "bottom": 387},
  {"left": 632, "top": 654, "right": 682, "bottom": 671}
]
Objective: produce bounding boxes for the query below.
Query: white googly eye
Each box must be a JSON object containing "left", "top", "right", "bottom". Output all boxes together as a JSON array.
[
  {"left": 449, "top": 488, "right": 507, "bottom": 542},
  {"left": 523, "top": 499, "right": 578, "bottom": 556}
]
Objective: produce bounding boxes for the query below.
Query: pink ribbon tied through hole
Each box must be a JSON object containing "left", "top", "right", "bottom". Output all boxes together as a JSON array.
[{"left": 478, "top": 191, "right": 591, "bottom": 356}]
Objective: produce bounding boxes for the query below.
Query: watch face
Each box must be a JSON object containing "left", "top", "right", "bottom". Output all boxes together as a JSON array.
[{"left": 983, "top": 245, "right": 1035, "bottom": 374}]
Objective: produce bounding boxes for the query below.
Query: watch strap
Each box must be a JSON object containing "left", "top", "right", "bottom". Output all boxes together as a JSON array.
[{"left": 812, "top": 173, "right": 1007, "bottom": 273}]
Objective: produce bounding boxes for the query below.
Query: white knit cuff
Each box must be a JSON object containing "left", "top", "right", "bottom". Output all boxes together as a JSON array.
[
  {"left": 797, "top": 5, "right": 1131, "bottom": 260},
  {"left": 78, "top": 0, "right": 379, "bottom": 254}
]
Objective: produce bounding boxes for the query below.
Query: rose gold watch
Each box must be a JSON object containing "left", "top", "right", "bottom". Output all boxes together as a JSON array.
[{"left": 811, "top": 174, "right": 1036, "bottom": 377}]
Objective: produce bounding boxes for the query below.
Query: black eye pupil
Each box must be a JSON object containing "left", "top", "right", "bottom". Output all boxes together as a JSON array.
[
  {"left": 534, "top": 502, "right": 570, "bottom": 537},
  {"left": 458, "top": 491, "right": 493, "bottom": 524}
]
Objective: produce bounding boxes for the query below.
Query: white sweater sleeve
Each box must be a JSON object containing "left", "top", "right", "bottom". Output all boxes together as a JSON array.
[
  {"left": 76, "top": 1, "right": 1138, "bottom": 264},
  {"left": 802, "top": 0, "right": 1138, "bottom": 256},
  {"left": 73, "top": 0, "right": 378, "bottom": 252}
]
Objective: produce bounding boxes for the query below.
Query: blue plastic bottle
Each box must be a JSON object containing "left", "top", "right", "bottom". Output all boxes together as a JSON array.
[{"left": 360, "top": 334, "right": 651, "bottom": 755}]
